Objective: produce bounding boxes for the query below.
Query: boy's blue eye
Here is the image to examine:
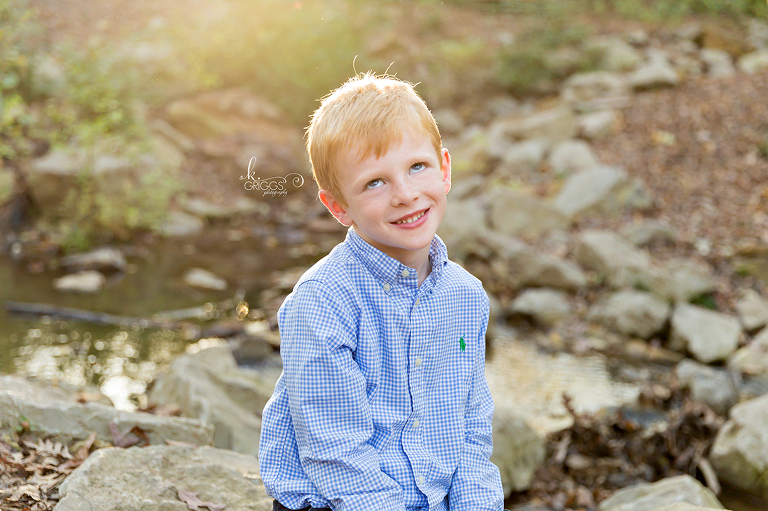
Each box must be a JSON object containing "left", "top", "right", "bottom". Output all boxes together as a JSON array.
[
  {"left": 410, "top": 162, "right": 426, "bottom": 173},
  {"left": 366, "top": 179, "right": 383, "bottom": 189}
]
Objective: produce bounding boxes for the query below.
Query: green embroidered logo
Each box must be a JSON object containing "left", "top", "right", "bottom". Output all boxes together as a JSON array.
[{"left": 459, "top": 335, "right": 466, "bottom": 352}]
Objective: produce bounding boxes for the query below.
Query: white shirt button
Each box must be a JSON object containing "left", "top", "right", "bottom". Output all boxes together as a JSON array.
[
  {"left": 414, "top": 357, "right": 422, "bottom": 367},
  {"left": 414, "top": 298, "right": 420, "bottom": 306},
  {"left": 413, "top": 419, "right": 420, "bottom": 428},
  {"left": 383, "top": 283, "right": 391, "bottom": 292},
  {"left": 418, "top": 475, "right": 425, "bottom": 485},
  {"left": 401, "top": 269, "right": 410, "bottom": 277}
]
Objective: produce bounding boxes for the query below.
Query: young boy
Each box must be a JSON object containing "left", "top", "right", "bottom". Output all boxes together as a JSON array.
[{"left": 258, "top": 73, "right": 504, "bottom": 511}]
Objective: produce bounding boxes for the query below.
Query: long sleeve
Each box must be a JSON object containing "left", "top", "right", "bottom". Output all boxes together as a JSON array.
[
  {"left": 447, "top": 295, "right": 504, "bottom": 511},
  {"left": 280, "top": 279, "right": 407, "bottom": 511}
]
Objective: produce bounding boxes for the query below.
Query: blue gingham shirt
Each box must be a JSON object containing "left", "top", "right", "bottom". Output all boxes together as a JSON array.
[{"left": 259, "top": 228, "right": 503, "bottom": 511}]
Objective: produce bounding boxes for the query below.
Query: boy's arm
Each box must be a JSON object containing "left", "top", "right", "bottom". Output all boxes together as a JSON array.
[
  {"left": 281, "top": 280, "right": 407, "bottom": 511},
  {"left": 448, "top": 293, "right": 505, "bottom": 511}
]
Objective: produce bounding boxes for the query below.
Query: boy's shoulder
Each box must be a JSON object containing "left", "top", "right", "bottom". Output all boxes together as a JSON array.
[
  {"left": 293, "top": 239, "right": 359, "bottom": 291},
  {"left": 442, "top": 257, "right": 488, "bottom": 301}
]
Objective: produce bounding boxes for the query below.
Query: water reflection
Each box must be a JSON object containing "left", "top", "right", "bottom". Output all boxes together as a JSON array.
[{"left": 10, "top": 318, "right": 189, "bottom": 411}]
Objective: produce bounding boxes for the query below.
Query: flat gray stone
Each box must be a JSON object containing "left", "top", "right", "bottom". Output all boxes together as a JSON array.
[
  {"left": 553, "top": 166, "right": 634, "bottom": 217},
  {"left": 670, "top": 304, "right": 742, "bottom": 364},
  {"left": 487, "top": 103, "right": 576, "bottom": 146},
  {"left": 511, "top": 288, "right": 574, "bottom": 328},
  {"left": 620, "top": 219, "right": 677, "bottom": 247},
  {"left": 578, "top": 110, "right": 619, "bottom": 140},
  {"left": 437, "top": 196, "right": 488, "bottom": 259},
  {"left": 491, "top": 411, "right": 546, "bottom": 497},
  {"left": 587, "top": 289, "right": 670, "bottom": 339},
  {"left": 184, "top": 268, "right": 227, "bottom": 291},
  {"left": 735, "top": 289, "right": 768, "bottom": 331},
  {"left": 728, "top": 326, "right": 768, "bottom": 380},
  {"left": 0, "top": 380, "right": 213, "bottom": 446},
  {"left": 56, "top": 445, "right": 272, "bottom": 511},
  {"left": 738, "top": 50, "right": 768, "bottom": 74},
  {"left": 53, "top": 270, "right": 106, "bottom": 293},
  {"left": 629, "top": 52, "right": 680, "bottom": 90},
  {"left": 575, "top": 229, "right": 652, "bottom": 285},
  {"left": 675, "top": 359, "right": 738, "bottom": 415},
  {"left": 157, "top": 209, "right": 205, "bottom": 237},
  {"left": 489, "top": 188, "right": 571, "bottom": 238},
  {"left": 561, "top": 71, "right": 630, "bottom": 113},
  {"left": 597, "top": 475, "right": 724, "bottom": 511},
  {"left": 60, "top": 247, "right": 127, "bottom": 273},
  {"left": 547, "top": 140, "right": 598, "bottom": 175}
]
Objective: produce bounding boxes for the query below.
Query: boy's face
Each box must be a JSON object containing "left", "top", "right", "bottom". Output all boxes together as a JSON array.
[{"left": 318, "top": 131, "right": 451, "bottom": 267}]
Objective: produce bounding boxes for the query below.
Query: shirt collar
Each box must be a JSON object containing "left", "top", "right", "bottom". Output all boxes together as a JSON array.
[{"left": 345, "top": 227, "right": 448, "bottom": 286}]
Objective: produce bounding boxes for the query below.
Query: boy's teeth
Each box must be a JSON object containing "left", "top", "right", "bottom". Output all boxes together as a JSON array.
[{"left": 395, "top": 211, "right": 425, "bottom": 224}]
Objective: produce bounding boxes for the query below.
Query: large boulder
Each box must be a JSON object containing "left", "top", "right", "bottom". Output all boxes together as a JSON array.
[
  {"left": 710, "top": 393, "right": 768, "bottom": 499},
  {"left": 480, "top": 231, "right": 588, "bottom": 292},
  {"left": 437, "top": 196, "right": 488, "bottom": 259},
  {"left": 547, "top": 140, "right": 598, "bottom": 175},
  {"left": 629, "top": 51, "right": 680, "bottom": 90},
  {"left": 0, "top": 375, "right": 213, "bottom": 446},
  {"left": 553, "top": 166, "right": 652, "bottom": 218},
  {"left": 587, "top": 289, "right": 670, "bottom": 339},
  {"left": 737, "top": 50, "right": 768, "bottom": 74},
  {"left": 670, "top": 304, "right": 742, "bottom": 364},
  {"left": 596, "top": 475, "right": 724, "bottom": 511},
  {"left": 584, "top": 36, "right": 643, "bottom": 72},
  {"left": 148, "top": 345, "right": 280, "bottom": 455},
  {"left": 491, "top": 411, "right": 546, "bottom": 497},
  {"left": 56, "top": 445, "right": 273, "bottom": 511}
]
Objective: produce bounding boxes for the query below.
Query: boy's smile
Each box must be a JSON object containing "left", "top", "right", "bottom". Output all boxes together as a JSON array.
[{"left": 319, "top": 131, "right": 451, "bottom": 278}]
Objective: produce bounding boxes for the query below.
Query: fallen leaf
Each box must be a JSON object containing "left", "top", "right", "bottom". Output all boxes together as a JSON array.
[{"left": 178, "top": 489, "right": 226, "bottom": 511}]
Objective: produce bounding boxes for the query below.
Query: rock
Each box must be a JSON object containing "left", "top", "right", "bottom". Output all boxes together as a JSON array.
[
  {"left": 577, "top": 110, "right": 619, "bottom": 140},
  {"left": 181, "top": 196, "right": 264, "bottom": 219},
  {"left": 728, "top": 326, "right": 768, "bottom": 380},
  {"left": 575, "top": 229, "right": 652, "bottom": 285},
  {"left": 627, "top": 30, "right": 649, "bottom": 46},
  {"left": 675, "top": 22, "right": 704, "bottom": 42},
  {"left": 56, "top": 445, "right": 272, "bottom": 511},
  {"left": 544, "top": 47, "right": 586, "bottom": 77},
  {"left": 449, "top": 134, "right": 493, "bottom": 179},
  {"left": 648, "top": 258, "right": 717, "bottom": 303},
  {"left": 670, "top": 303, "right": 742, "bottom": 364},
  {"left": 700, "top": 25, "right": 751, "bottom": 59},
  {"left": 27, "top": 148, "right": 86, "bottom": 216},
  {"left": 561, "top": 71, "right": 630, "bottom": 113},
  {"left": 658, "top": 505, "right": 728, "bottom": 511},
  {"left": 148, "top": 346, "right": 279, "bottom": 455},
  {"left": 0, "top": 168, "right": 14, "bottom": 204},
  {"left": 575, "top": 231, "right": 715, "bottom": 301},
  {"left": 700, "top": 49, "right": 735, "bottom": 78},
  {"left": 53, "top": 270, "right": 106, "bottom": 293},
  {"left": 738, "top": 50, "right": 768, "bottom": 74},
  {"left": 437, "top": 196, "right": 488, "bottom": 259},
  {"left": 59, "top": 247, "right": 127, "bottom": 273},
  {"left": 150, "top": 133, "right": 186, "bottom": 174},
  {"left": 0, "top": 375, "right": 111, "bottom": 407},
  {"left": 31, "top": 54, "right": 66, "bottom": 97},
  {"left": 157, "top": 209, "right": 206, "bottom": 237},
  {"left": 0, "top": 377, "right": 213, "bottom": 446},
  {"left": 596, "top": 474, "right": 725, "bottom": 511},
  {"left": 629, "top": 52, "right": 680, "bottom": 90},
  {"left": 553, "top": 166, "right": 651, "bottom": 218},
  {"left": 510, "top": 288, "right": 573, "bottom": 328},
  {"left": 584, "top": 36, "right": 643, "bottom": 72},
  {"left": 149, "top": 118, "right": 195, "bottom": 153},
  {"left": 675, "top": 359, "right": 738, "bottom": 415},
  {"left": 748, "top": 18, "right": 768, "bottom": 50},
  {"left": 547, "top": 140, "right": 598, "bottom": 175},
  {"left": 184, "top": 268, "right": 227, "bottom": 291},
  {"left": 587, "top": 289, "right": 670, "bottom": 339},
  {"left": 489, "top": 188, "right": 571, "bottom": 238},
  {"left": 491, "top": 411, "right": 546, "bottom": 497},
  {"left": 735, "top": 289, "right": 768, "bottom": 331},
  {"left": 495, "top": 138, "right": 550, "bottom": 180},
  {"left": 487, "top": 103, "right": 576, "bottom": 146},
  {"left": 710, "top": 393, "right": 768, "bottom": 499},
  {"left": 433, "top": 108, "right": 465, "bottom": 136},
  {"left": 620, "top": 219, "right": 677, "bottom": 247},
  {"left": 484, "top": 95, "right": 521, "bottom": 119},
  {"left": 480, "top": 231, "right": 588, "bottom": 292}
]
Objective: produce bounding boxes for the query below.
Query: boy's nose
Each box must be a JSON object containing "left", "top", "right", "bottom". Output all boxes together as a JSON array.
[{"left": 390, "top": 179, "right": 418, "bottom": 205}]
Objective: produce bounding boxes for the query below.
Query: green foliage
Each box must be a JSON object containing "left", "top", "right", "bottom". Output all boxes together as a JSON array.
[
  {"left": 494, "top": 22, "right": 595, "bottom": 96},
  {"left": 690, "top": 293, "right": 718, "bottom": 310},
  {"left": 176, "top": 0, "right": 366, "bottom": 125}
]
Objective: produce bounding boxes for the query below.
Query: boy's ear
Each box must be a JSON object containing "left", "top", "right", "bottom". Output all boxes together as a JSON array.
[
  {"left": 441, "top": 148, "right": 452, "bottom": 194},
  {"left": 318, "top": 190, "right": 353, "bottom": 226}
]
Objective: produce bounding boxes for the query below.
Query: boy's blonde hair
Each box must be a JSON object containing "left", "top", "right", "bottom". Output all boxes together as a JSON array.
[{"left": 307, "top": 72, "right": 442, "bottom": 206}]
